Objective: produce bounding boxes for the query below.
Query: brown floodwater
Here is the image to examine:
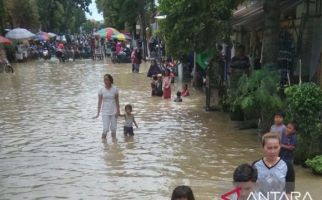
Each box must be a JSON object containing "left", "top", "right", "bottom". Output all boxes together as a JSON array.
[{"left": 0, "top": 58, "right": 321, "bottom": 199}]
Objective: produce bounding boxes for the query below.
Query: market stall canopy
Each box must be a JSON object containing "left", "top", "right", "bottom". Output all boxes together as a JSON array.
[
  {"left": 5, "top": 28, "right": 35, "bottom": 40},
  {"left": 0, "top": 36, "right": 12, "bottom": 45},
  {"left": 96, "top": 27, "right": 120, "bottom": 39}
]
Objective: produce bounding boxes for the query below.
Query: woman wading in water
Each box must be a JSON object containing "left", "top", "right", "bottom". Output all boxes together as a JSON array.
[{"left": 94, "top": 74, "right": 120, "bottom": 139}]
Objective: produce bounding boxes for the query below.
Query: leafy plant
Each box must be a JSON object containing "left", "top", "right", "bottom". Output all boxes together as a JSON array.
[
  {"left": 158, "top": 0, "right": 243, "bottom": 59},
  {"left": 285, "top": 83, "right": 322, "bottom": 161},
  {"left": 305, "top": 155, "right": 322, "bottom": 175},
  {"left": 229, "top": 68, "right": 283, "bottom": 131}
]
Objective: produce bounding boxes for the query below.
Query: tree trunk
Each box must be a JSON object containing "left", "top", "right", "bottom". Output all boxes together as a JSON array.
[
  {"left": 261, "top": 0, "right": 280, "bottom": 67},
  {"left": 0, "top": 0, "right": 5, "bottom": 35},
  {"left": 139, "top": 11, "right": 148, "bottom": 61}
]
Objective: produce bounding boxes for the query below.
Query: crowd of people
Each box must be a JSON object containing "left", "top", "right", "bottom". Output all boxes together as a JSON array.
[
  {"left": 94, "top": 70, "right": 297, "bottom": 199},
  {"left": 1, "top": 33, "right": 138, "bottom": 64},
  {"left": 2, "top": 34, "right": 94, "bottom": 63},
  {"left": 147, "top": 58, "right": 189, "bottom": 102}
]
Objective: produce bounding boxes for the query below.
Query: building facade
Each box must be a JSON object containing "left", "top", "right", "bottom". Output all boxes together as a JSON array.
[{"left": 232, "top": 0, "right": 322, "bottom": 86}]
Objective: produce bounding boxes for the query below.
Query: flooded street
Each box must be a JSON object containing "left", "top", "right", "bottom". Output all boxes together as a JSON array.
[{"left": 0, "top": 59, "right": 321, "bottom": 199}]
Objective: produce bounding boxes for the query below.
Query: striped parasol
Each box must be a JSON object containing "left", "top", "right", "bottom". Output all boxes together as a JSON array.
[
  {"left": 96, "top": 27, "right": 120, "bottom": 39},
  {"left": 111, "top": 33, "right": 131, "bottom": 41}
]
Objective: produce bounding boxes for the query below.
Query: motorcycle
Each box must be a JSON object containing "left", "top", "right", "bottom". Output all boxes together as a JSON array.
[{"left": 111, "top": 47, "right": 131, "bottom": 64}]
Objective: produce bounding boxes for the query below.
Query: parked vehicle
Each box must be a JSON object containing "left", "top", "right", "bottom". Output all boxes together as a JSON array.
[{"left": 111, "top": 47, "right": 131, "bottom": 63}]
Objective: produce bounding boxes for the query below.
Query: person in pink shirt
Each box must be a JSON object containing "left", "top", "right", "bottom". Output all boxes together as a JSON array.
[
  {"left": 181, "top": 84, "right": 190, "bottom": 97},
  {"left": 115, "top": 42, "right": 122, "bottom": 55},
  {"left": 162, "top": 69, "right": 172, "bottom": 99}
]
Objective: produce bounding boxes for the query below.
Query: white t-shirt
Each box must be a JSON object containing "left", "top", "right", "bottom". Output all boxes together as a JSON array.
[{"left": 98, "top": 86, "right": 119, "bottom": 115}]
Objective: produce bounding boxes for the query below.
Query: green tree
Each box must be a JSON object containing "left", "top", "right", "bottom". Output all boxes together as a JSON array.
[
  {"left": 158, "top": 0, "right": 243, "bottom": 59},
  {"left": 58, "top": 0, "right": 90, "bottom": 33},
  {"left": 37, "top": 0, "right": 89, "bottom": 33},
  {"left": 81, "top": 20, "right": 100, "bottom": 33},
  {"left": 4, "top": 0, "right": 40, "bottom": 31},
  {"left": 37, "top": 0, "right": 62, "bottom": 32},
  {"left": 285, "top": 83, "right": 322, "bottom": 163},
  {"left": 96, "top": 0, "right": 126, "bottom": 30}
]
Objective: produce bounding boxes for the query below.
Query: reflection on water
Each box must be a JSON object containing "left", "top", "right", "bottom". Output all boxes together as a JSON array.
[{"left": 0, "top": 59, "right": 321, "bottom": 199}]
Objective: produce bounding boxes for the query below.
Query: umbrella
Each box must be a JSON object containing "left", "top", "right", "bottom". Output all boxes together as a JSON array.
[
  {"left": 96, "top": 27, "right": 120, "bottom": 39},
  {"left": 56, "top": 35, "right": 66, "bottom": 42},
  {"left": 48, "top": 32, "right": 57, "bottom": 38},
  {"left": 111, "top": 33, "right": 131, "bottom": 41},
  {"left": 0, "top": 36, "right": 12, "bottom": 45},
  {"left": 5, "top": 28, "right": 35, "bottom": 40},
  {"left": 33, "top": 32, "right": 50, "bottom": 41}
]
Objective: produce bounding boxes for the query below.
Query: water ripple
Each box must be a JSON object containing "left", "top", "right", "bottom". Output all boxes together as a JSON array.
[{"left": 0, "top": 60, "right": 320, "bottom": 199}]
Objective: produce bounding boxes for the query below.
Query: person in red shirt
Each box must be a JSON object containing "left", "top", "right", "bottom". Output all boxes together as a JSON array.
[
  {"left": 56, "top": 42, "right": 65, "bottom": 62},
  {"left": 58, "top": 42, "right": 64, "bottom": 51},
  {"left": 181, "top": 84, "right": 190, "bottom": 97}
]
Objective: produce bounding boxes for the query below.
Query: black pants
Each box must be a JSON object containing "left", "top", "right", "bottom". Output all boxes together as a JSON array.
[{"left": 124, "top": 126, "right": 134, "bottom": 136}]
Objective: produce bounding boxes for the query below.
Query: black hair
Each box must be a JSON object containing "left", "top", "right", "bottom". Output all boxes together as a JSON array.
[
  {"left": 125, "top": 104, "right": 132, "bottom": 111},
  {"left": 274, "top": 110, "right": 285, "bottom": 118},
  {"left": 288, "top": 121, "right": 298, "bottom": 131},
  {"left": 177, "top": 91, "right": 182, "bottom": 97},
  {"left": 233, "top": 163, "right": 258, "bottom": 183},
  {"left": 104, "top": 74, "right": 114, "bottom": 84},
  {"left": 184, "top": 84, "right": 188, "bottom": 88},
  {"left": 171, "top": 186, "right": 195, "bottom": 200}
]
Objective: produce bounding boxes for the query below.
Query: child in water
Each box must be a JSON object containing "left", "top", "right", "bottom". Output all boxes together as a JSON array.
[
  {"left": 119, "top": 104, "right": 138, "bottom": 136},
  {"left": 181, "top": 84, "right": 190, "bottom": 97},
  {"left": 174, "top": 91, "right": 183, "bottom": 102}
]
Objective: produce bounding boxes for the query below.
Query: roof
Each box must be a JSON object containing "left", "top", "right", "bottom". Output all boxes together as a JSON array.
[{"left": 232, "top": 0, "right": 303, "bottom": 28}]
